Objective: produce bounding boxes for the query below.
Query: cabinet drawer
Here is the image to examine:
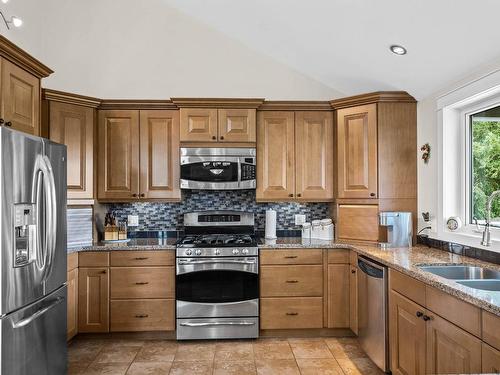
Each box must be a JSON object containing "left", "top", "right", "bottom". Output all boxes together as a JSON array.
[
  {"left": 260, "top": 297, "right": 323, "bottom": 329},
  {"left": 110, "top": 251, "right": 174, "bottom": 267},
  {"left": 389, "top": 269, "right": 425, "bottom": 307},
  {"left": 327, "top": 249, "right": 350, "bottom": 263},
  {"left": 110, "top": 299, "right": 174, "bottom": 331},
  {"left": 110, "top": 267, "right": 174, "bottom": 299},
  {"left": 426, "top": 286, "right": 481, "bottom": 337},
  {"left": 483, "top": 310, "right": 500, "bottom": 350},
  {"left": 260, "top": 249, "right": 323, "bottom": 265},
  {"left": 79, "top": 251, "right": 109, "bottom": 267},
  {"left": 260, "top": 265, "right": 323, "bottom": 297}
]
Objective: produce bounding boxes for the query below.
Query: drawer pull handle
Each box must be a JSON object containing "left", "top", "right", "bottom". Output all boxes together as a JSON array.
[
  {"left": 134, "top": 257, "right": 149, "bottom": 260},
  {"left": 100, "top": 270, "right": 107, "bottom": 274},
  {"left": 284, "top": 256, "right": 298, "bottom": 259},
  {"left": 286, "top": 280, "right": 299, "bottom": 283},
  {"left": 135, "top": 282, "right": 149, "bottom": 285},
  {"left": 286, "top": 312, "right": 298, "bottom": 316},
  {"left": 135, "top": 314, "right": 149, "bottom": 318}
]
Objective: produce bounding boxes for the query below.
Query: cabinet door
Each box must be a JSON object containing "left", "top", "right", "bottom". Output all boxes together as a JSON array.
[
  {"left": 426, "top": 311, "right": 482, "bottom": 374},
  {"left": 1, "top": 58, "right": 40, "bottom": 135},
  {"left": 139, "top": 110, "right": 180, "bottom": 200},
  {"left": 349, "top": 265, "right": 358, "bottom": 335},
  {"left": 67, "top": 268, "right": 78, "bottom": 341},
  {"left": 482, "top": 343, "right": 500, "bottom": 374},
  {"left": 97, "top": 110, "right": 140, "bottom": 200},
  {"left": 78, "top": 268, "right": 109, "bottom": 332},
  {"left": 179, "top": 108, "right": 217, "bottom": 142},
  {"left": 218, "top": 109, "right": 256, "bottom": 142},
  {"left": 256, "top": 111, "right": 295, "bottom": 200},
  {"left": 327, "top": 264, "right": 350, "bottom": 328},
  {"left": 295, "top": 111, "right": 333, "bottom": 201},
  {"left": 49, "top": 102, "right": 94, "bottom": 200},
  {"left": 389, "top": 291, "right": 426, "bottom": 375},
  {"left": 336, "top": 204, "right": 379, "bottom": 242},
  {"left": 337, "top": 104, "right": 377, "bottom": 198}
]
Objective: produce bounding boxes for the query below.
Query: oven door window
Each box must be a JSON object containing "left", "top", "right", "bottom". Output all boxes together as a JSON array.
[
  {"left": 176, "top": 270, "right": 258, "bottom": 303},
  {"left": 181, "top": 161, "right": 238, "bottom": 182}
]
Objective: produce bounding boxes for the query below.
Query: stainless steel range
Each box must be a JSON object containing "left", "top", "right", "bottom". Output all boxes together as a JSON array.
[{"left": 176, "top": 211, "right": 259, "bottom": 340}]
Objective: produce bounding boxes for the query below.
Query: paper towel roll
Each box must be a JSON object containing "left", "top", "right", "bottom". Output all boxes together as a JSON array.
[{"left": 265, "top": 210, "right": 277, "bottom": 239}]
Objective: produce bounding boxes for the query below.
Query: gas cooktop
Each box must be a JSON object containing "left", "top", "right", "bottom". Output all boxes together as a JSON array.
[{"left": 177, "top": 234, "right": 257, "bottom": 248}]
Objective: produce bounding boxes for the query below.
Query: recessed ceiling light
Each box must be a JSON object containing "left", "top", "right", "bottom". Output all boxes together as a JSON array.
[
  {"left": 1, "top": 0, "right": 9, "bottom": 4},
  {"left": 390, "top": 45, "right": 407, "bottom": 55},
  {"left": 11, "top": 15, "right": 22, "bottom": 27}
]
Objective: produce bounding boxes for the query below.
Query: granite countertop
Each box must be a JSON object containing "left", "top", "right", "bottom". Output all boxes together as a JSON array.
[{"left": 73, "top": 238, "right": 177, "bottom": 252}]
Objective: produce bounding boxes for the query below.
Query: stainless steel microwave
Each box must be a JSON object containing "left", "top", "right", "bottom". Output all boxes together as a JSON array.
[{"left": 180, "top": 147, "right": 256, "bottom": 190}]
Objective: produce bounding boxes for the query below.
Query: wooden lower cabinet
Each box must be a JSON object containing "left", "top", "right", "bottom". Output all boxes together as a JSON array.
[
  {"left": 78, "top": 267, "right": 109, "bottom": 333},
  {"left": 110, "top": 299, "right": 174, "bottom": 332},
  {"left": 482, "top": 343, "right": 500, "bottom": 373},
  {"left": 260, "top": 265, "right": 323, "bottom": 297},
  {"left": 389, "top": 290, "right": 426, "bottom": 375},
  {"left": 327, "top": 264, "right": 350, "bottom": 328},
  {"left": 110, "top": 266, "right": 174, "bottom": 299},
  {"left": 260, "top": 297, "right": 323, "bottom": 329},
  {"left": 67, "top": 267, "right": 78, "bottom": 340},
  {"left": 349, "top": 264, "right": 358, "bottom": 335}
]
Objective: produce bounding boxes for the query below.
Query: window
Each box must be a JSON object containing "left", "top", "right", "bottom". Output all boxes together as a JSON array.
[{"left": 470, "top": 105, "right": 500, "bottom": 227}]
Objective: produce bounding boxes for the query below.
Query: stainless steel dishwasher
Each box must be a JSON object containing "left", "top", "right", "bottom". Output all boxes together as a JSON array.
[{"left": 357, "top": 256, "right": 389, "bottom": 372}]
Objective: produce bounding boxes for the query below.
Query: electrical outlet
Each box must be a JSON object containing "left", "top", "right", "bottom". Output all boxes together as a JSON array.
[
  {"left": 127, "top": 215, "right": 139, "bottom": 227},
  {"left": 295, "top": 214, "right": 306, "bottom": 226}
]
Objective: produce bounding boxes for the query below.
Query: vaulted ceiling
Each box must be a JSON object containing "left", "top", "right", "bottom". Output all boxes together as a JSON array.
[{"left": 3, "top": 0, "right": 500, "bottom": 100}]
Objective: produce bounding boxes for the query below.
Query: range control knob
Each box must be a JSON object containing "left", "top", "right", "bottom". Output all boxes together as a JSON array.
[
  {"left": 232, "top": 249, "right": 240, "bottom": 255},
  {"left": 241, "top": 248, "right": 249, "bottom": 255},
  {"left": 185, "top": 249, "right": 192, "bottom": 256},
  {"left": 195, "top": 249, "right": 202, "bottom": 256},
  {"left": 215, "top": 249, "right": 221, "bottom": 255}
]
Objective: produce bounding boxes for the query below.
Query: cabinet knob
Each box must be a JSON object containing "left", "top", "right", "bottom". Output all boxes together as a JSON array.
[
  {"left": 100, "top": 270, "right": 107, "bottom": 274},
  {"left": 288, "top": 194, "right": 294, "bottom": 197},
  {"left": 5, "top": 121, "right": 11, "bottom": 127},
  {"left": 297, "top": 193, "right": 302, "bottom": 197},
  {"left": 351, "top": 269, "right": 356, "bottom": 274},
  {"left": 132, "top": 193, "right": 138, "bottom": 197},
  {"left": 416, "top": 311, "right": 423, "bottom": 318},
  {"left": 422, "top": 315, "right": 431, "bottom": 321},
  {"left": 140, "top": 193, "right": 145, "bottom": 198},
  {"left": 370, "top": 192, "right": 376, "bottom": 197},
  {"left": 220, "top": 136, "right": 224, "bottom": 140},
  {"left": 212, "top": 136, "right": 216, "bottom": 140},
  {"left": 0, "top": 118, "right": 4, "bottom": 124}
]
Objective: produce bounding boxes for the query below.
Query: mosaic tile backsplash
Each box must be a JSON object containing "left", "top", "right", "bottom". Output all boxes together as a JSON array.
[{"left": 107, "top": 190, "right": 330, "bottom": 231}]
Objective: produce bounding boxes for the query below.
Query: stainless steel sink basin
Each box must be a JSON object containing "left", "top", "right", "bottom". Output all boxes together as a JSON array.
[
  {"left": 418, "top": 265, "right": 500, "bottom": 280},
  {"left": 456, "top": 280, "right": 500, "bottom": 291}
]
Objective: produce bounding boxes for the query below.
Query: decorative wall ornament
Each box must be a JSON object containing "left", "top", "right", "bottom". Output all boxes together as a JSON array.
[{"left": 420, "top": 143, "right": 431, "bottom": 163}]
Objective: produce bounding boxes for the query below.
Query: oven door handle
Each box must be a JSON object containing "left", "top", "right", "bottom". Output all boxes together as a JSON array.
[
  {"left": 178, "top": 259, "right": 257, "bottom": 265},
  {"left": 180, "top": 321, "right": 256, "bottom": 327}
]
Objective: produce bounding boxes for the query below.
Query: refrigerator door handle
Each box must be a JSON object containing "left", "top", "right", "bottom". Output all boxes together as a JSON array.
[{"left": 12, "top": 297, "right": 64, "bottom": 329}]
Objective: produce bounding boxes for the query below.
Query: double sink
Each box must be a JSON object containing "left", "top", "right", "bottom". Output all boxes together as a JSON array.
[{"left": 418, "top": 265, "right": 500, "bottom": 291}]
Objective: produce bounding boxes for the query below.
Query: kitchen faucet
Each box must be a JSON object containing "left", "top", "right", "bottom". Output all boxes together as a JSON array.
[{"left": 481, "top": 190, "right": 500, "bottom": 246}]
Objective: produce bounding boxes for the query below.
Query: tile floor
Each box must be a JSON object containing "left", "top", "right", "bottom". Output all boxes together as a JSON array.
[{"left": 68, "top": 337, "right": 384, "bottom": 375}]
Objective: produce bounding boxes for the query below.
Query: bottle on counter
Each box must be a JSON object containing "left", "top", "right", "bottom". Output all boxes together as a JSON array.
[
  {"left": 301, "top": 222, "right": 311, "bottom": 239},
  {"left": 118, "top": 221, "right": 127, "bottom": 240}
]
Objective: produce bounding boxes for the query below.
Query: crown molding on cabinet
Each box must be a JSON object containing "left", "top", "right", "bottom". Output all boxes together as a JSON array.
[
  {"left": 98, "top": 99, "right": 177, "bottom": 110},
  {"left": 171, "top": 97, "right": 265, "bottom": 109},
  {"left": 258, "top": 101, "right": 332, "bottom": 111},
  {"left": 0, "top": 35, "right": 53, "bottom": 78},
  {"left": 43, "top": 89, "right": 101, "bottom": 108},
  {"left": 330, "top": 91, "right": 416, "bottom": 109}
]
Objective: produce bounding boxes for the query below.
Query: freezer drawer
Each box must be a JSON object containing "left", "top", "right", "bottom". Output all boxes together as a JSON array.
[{"left": 0, "top": 286, "right": 67, "bottom": 375}]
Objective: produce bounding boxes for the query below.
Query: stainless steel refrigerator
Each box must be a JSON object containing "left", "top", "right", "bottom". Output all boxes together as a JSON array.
[{"left": 0, "top": 127, "right": 67, "bottom": 375}]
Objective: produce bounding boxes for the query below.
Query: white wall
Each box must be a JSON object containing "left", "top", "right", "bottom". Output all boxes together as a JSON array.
[{"left": 1, "top": 0, "right": 342, "bottom": 100}]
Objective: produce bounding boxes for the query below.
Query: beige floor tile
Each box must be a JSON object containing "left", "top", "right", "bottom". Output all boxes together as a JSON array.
[
  {"left": 296, "top": 358, "right": 344, "bottom": 375},
  {"left": 68, "top": 362, "right": 90, "bottom": 375},
  {"left": 83, "top": 363, "right": 130, "bottom": 375},
  {"left": 174, "top": 342, "right": 216, "bottom": 361},
  {"left": 255, "top": 359, "right": 301, "bottom": 375},
  {"left": 135, "top": 341, "right": 177, "bottom": 362},
  {"left": 288, "top": 338, "right": 333, "bottom": 359},
  {"left": 213, "top": 360, "right": 257, "bottom": 375},
  {"left": 215, "top": 341, "right": 254, "bottom": 361},
  {"left": 325, "top": 338, "right": 367, "bottom": 359},
  {"left": 337, "top": 357, "right": 385, "bottom": 375},
  {"left": 253, "top": 339, "right": 294, "bottom": 360},
  {"left": 169, "top": 360, "right": 213, "bottom": 375},
  {"left": 104, "top": 340, "right": 145, "bottom": 349},
  {"left": 126, "top": 361, "right": 171, "bottom": 375},
  {"left": 68, "top": 344, "right": 103, "bottom": 364},
  {"left": 94, "top": 346, "right": 140, "bottom": 364}
]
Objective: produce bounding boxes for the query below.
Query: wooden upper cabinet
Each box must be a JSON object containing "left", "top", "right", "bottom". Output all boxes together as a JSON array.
[
  {"left": 389, "top": 291, "right": 426, "bottom": 375},
  {"left": 295, "top": 111, "right": 333, "bottom": 201},
  {"left": 49, "top": 101, "right": 94, "bottom": 200},
  {"left": 98, "top": 110, "right": 140, "bottom": 200},
  {"left": 139, "top": 110, "right": 180, "bottom": 200},
  {"left": 337, "top": 204, "right": 379, "bottom": 242},
  {"left": 337, "top": 104, "right": 377, "bottom": 198},
  {"left": 179, "top": 108, "right": 217, "bottom": 142},
  {"left": 1, "top": 58, "right": 40, "bottom": 135},
  {"left": 257, "top": 111, "right": 295, "bottom": 200},
  {"left": 218, "top": 108, "right": 256, "bottom": 142}
]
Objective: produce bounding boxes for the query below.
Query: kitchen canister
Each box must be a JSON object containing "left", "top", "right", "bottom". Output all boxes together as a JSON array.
[
  {"left": 320, "top": 218, "right": 334, "bottom": 240},
  {"left": 265, "top": 209, "right": 277, "bottom": 239},
  {"left": 301, "top": 222, "right": 311, "bottom": 239},
  {"left": 311, "top": 220, "right": 322, "bottom": 239}
]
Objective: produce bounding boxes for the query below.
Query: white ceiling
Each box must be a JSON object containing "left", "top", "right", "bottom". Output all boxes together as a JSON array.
[{"left": 163, "top": 0, "right": 500, "bottom": 99}]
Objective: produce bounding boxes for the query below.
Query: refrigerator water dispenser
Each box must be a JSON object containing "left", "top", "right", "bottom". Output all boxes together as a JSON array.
[{"left": 13, "top": 204, "right": 37, "bottom": 267}]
